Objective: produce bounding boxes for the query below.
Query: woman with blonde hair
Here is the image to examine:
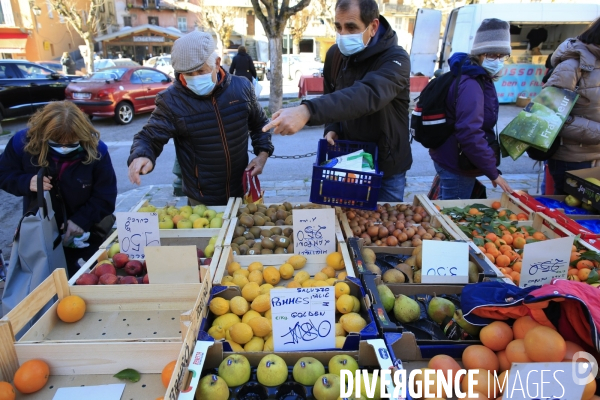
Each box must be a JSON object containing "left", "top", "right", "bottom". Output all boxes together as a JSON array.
[{"left": 0, "top": 101, "right": 117, "bottom": 276}]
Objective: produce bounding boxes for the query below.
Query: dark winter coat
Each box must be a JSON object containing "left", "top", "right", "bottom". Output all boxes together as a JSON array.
[
  {"left": 302, "top": 15, "right": 412, "bottom": 177},
  {"left": 128, "top": 68, "right": 274, "bottom": 205},
  {"left": 61, "top": 55, "right": 76, "bottom": 75},
  {"left": 429, "top": 53, "right": 500, "bottom": 181},
  {"left": 229, "top": 52, "right": 257, "bottom": 82},
  {"left": 0, "top": 129, "right": 117, "bottom": 231}
]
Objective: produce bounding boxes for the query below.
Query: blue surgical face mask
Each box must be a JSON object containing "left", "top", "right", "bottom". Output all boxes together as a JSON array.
[
  {"left": 482, "top": 58, "right": 504, "bottom": 76},
  {"left": 184, "top": 72, "right": 216, "bottom": 96},
  {"left": 48, "top": 140, "right": 80, "bottom": 155},
  {"left": 336, "top": 27, "right": 371, "bottom": 56}
]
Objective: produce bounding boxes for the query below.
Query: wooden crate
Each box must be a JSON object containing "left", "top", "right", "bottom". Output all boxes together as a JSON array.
[
  {"left": 423, "top": 192, "right": 536, "bottom": 220},
  {"left": 0, "top": 268, "right": 211, "bottom": 399}
]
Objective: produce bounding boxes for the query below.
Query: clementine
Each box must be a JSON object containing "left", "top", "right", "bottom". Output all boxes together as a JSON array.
[
  {"left": 582, "top": 376, "right": 597, "bottom": 400},
  {"left": 577, "top": 260, "right": 595, "bottom": 270},
  {"left": 485, "top": 253, "right": 495, "bottom": 264},
  {"left": 495, "top": 255, "right": 511, "bottom": 268},
  {"left": 532, "top": 232, "right": 546, "bottom": 241},
  {"left": 498, "top": 210, "right": 507, "bottom": 218},
  {"left": 512, "top": 262, "right": 522, "bottom": 273},
  {"left": 578, "top": 268, "right": 593, "bottom": 282},
  {"left": 461, "top": 368, "right": 499, "bottom": 397},
  {"left": 427, "top": 354, "right": 462, "bottom": 382},
  {"left": 13, "top": 360, "right": 49, "bottom": 394},
  {"left": 501, "top": 235, "right": 513, "bottom": 245},
  {"left": 512, "top": 316, "right": 542, "bottom": 339},
  {"left": 496, "top": 350, "right": 511, "bottom": 372},
  {"left": 524, "top": 326, "right": 566, "bottom": 362},
  {"left": 491, "top": 201, "right": 502, "bottom": 210},
  {"left": 505, "top": 339, "right": 532, "bottom": 364},
  {"left": 462, "top": 345, "right": 499, "bottom": 371},
  {"left": 161, "top": 360, "right": 177, "bottom": 388},
  {"left": 513, "top": 237, "right": 526, "bottom": 250},
  {"left": 499, "top": 245, "right": 512, "bottom": 254},
  {"left": 0, "top": 382, "right": 15, "bottom": 400},
  {"left": 510, "top": 271, "right": 520, "bottom": 285},
  {"left": 468, "top": 208, "right": 480, "bottom": 215},
  {"left": 570, "top": 252, "right": 582, "bottom": 263},
  {"left": 480, "top": 321, "right": 513, "bottom": 352},
  {"left": 486, "top": 233, "right": 498, "bottom": 242},
  {"left": 56, "top": 295, "right": 86, "bottom": 323},
  {"left": 563, "top": 341, "right": 586, "bottom": 362}
]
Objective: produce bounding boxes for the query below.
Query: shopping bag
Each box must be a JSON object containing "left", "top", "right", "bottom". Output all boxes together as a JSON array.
[
  {"left": 243, "top": 169, "right": 264, "bottom": 205},
  {"left": 499, "top": 86, "right": 579, "bottom": 160},
  {"left": 1, "top": 168, "right": 67, "bottom": 337},
  {"left": 253, "top": 78, "right": 263, "bottom": 98}
]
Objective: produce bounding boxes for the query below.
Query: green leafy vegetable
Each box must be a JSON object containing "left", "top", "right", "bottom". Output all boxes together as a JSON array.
[{"left": 114, "top": 368, "right": 141, "bottom": 382}]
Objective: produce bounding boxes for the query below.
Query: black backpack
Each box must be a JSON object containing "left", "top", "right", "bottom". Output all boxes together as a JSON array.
[{"left": 410, "top": 66, "right": 483, "bottom": 149}]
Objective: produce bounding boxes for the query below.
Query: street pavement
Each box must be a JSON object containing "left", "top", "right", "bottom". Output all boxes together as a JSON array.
[{"left": 0, "top": 85, "right": 543, "bottom": 260}]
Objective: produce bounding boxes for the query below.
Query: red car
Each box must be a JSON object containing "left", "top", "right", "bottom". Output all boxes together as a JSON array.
[{"left": 65, "top": 66, "right": 172, "bottom": 124}]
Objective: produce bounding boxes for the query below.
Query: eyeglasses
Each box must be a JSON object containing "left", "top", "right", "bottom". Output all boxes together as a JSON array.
[{"left": 485, "top": 54, "right": 510, "bottom": 61}]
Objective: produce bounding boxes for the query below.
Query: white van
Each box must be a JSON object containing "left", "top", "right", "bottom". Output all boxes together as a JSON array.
[{"left": 410, "top": 3, "right": 600, "bottom": 102}]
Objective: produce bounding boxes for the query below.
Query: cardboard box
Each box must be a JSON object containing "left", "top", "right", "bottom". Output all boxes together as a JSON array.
[
  {"left": 0, "top": 268, "right": 212, "bottom": 399},
  {"left": 564, "top": 167, "right": 600, "bottom": 212}
]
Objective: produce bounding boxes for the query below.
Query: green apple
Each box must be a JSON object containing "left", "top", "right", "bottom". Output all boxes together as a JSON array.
[
  {"left": 313, "top": 374, "right": 341, "bottom": 400},
  {"left": 328, "top": 355, "right": 359, "bottom": 377},
  {"left": 204, "top": 243, "right": 215, "bottom": 258},
  {"left": 582, "top": 202, "right": 595, "bottom": 212},
  {"left": 209, "top": 235, "right": 219, "bottom": 245},
  {"left": 216, "top": 212, "right": 224, "bottom": 219},
  {"left": 257, "top": 354, "right": 288, "bottom": 387},
  {"left": 108, "top": 243, "right": 120, "bottom": 258},
  {"left": 357, "top": 373, "right": 380, "bottom": 399},
  {"left": 177, "top": 218, "right": 193, "bottom": 229},
  {"left": 189, "top": 214, "right": 201, "bottom": 223},
  {"left": 210, "top": 217, "right": 223, "bottom": 228},
  {"left": 167, "top": 207, "right": 179, "bottom": 217},
  {"left": 293, "top": 357, "right": 325, "bottom": 386},
  {"left": 193, "top": 218, "right": 210, "bottom": 229},
  {"left": 218, "top": 354, "right": 251, "bottom": 387},
  {"left": 193, "top": 204, "right": 208, "bottom": 216},
  {"left": 159, "top": 216, "right": 174, "bottom": 229},
  {"left": 138, "top": 206, "right": 154, "bottom": 212},
  {"left": 204, "top": 209, "right": 217, "bottom": 221},
  {"left": 564, "top": 195, "right": 582, "bottom": 207},
  {"left": 195, "top": 374, "right": 229, "bottom": 400},
  {"left": 180, "top": 205, "right": 193, "bottom": 214},
  {"left": 180, "top": 210, "right": 192, "bottom": 219}
]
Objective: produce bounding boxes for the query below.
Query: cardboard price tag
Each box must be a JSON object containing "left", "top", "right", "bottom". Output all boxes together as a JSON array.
[
  {"left": 519, "top": 236, "right": 572, "bottom": 288},
  {"left": 115, "top": 212, "right": 160, "bottom": 260},
  {"left": 293, "top": 208, "right": 336, "bottom": 256},
  {"left": 271, "top": 287, "right": 335, "bottom": 351},
  {"left": 421, "top": 241, "right": 469, "bottom": 284},
  {"left": 506, "top": 362, "right": 587, "bottom": 400},
  {"left": 145, "top": 246, "right": 200, "bottom": 284}
]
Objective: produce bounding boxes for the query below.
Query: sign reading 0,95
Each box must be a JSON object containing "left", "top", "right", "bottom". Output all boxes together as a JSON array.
[{"left": 116, "top": 212, "right": 161, "bottom": 260}]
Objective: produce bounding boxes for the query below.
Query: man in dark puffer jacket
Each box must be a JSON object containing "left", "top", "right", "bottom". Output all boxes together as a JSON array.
[{"left": 127, "top": 31, "right": 274, "bottom": 205}]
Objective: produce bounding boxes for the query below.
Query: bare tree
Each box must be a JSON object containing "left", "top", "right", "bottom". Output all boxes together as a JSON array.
[
  {"left": 202, "top": 6, "right": 243, "bottom": 56},
  {"left": 250, "top": 0, "right": 312, "bottom": 112},
  {"left": 314, "top": 0, "right": 336, "bottom": 36},
  {"left": 290, "top": 8, "right": 315, "bottom": 54},
  {"left": 49, "top": 0, "right": 104, "bottom": 74}
]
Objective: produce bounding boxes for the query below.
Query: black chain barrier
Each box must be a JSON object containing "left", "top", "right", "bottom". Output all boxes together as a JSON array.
[{"left": 248, "top": 150, "right": 317, "bottom": 159}]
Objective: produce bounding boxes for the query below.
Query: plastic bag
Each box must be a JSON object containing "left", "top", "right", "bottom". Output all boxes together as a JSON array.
[
  {"left": 253, "top": 78, "right": 262, "bottom": 98},
  {"left": 243, "top": 170, "right": 263, "bottom": 205}
]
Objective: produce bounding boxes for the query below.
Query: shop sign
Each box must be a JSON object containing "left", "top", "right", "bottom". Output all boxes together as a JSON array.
[{"left": 133, "top": 36, "right": 165, "bottom": 42}]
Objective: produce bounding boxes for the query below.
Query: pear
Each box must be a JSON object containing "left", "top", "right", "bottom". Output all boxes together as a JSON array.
[
  {"left": 376, "top": 284, "right": 395, "bottom": 313},
  {"left": 395, "top": 263, "right": 413, "bottom": 283},
  {"left": 454, "top": 309, "right": 481, "bottom": 337},
  {"left": 382, "top": 269, "right": 405, "bottom": 284},
  {"left": 365, "top": 263, "right": 382, "bottom": 275},
  {"left": 361, "top": 248, "right": 376, "bottom": 264},
  {"left": 393, "top": 294, "right": 421, "bottom": 323},
  {"left": 427, "top": 295, "right": 456, "bottom": 324},
  {"left": 468, "top": 261, "right": 480, "bottom": 283},
  {"left": 413, "top": 269, "right": 422, "bottom": 283}
]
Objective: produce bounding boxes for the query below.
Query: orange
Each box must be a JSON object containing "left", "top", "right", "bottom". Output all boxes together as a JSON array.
[
  {"left": 508, "top": 214, "right": 518, "bottom": 221},
  {"left": 486, "top": 233, "right": 498, "bottom": 242},
  {"left": 13, "top": 360, "right": 49, "bottom": 394},
  {"left": 468, "top": 208, "right": 480, "bottom": 215},
  {"left": 56, "top": 295, "right": 86, "bottom": 323},
  {"left": 567, "top": 268, "right": 579, "bottom": 276},
  {"left": 512, "top": 232, "right": 524, "bottom": 239},
  {"left": 501, "top": 235, "right": 513, "bottom": 245},
  {"left": 472, "top": 230, "right": 480, "bottom": 237},
  {"left": 517, "top": 213, "right": 528, "bottom": 220},
  {"left": 427, "top": 354, "right": 462, "bottom": 382},
  {"left": 480, "top": 321, "right": 513, "bottom": 351},
  {"left": 499, "top": 224, "right": 507, "bottom": 231},
  {"left": 0, "top": 382, "right": 15, "bottom": 400},
  {"left": 495, "top": 255, "right": 511, "bottom": 268},
  {"left": 510, "top": 271, "right": 520, "bottom": 285},
  {"left": 532, "top": 232, "right": 546, "bottom": 241},
  {"left": 513, "top": 237, "right": 526, "bottom": 249},
  {"left": 512, "top": 316, "right": 542, "bottom": 339},
  {"left": 487, "top": 247, "right": 500, "bottom": 258},
  {"left": 478, "top": 246, "right": 487, "bottom": 253},
  {"left": 485, "top": 242, "right": 498, "bottom": 251},
  {"left": 578, "top": 268, "right": 593, "bottom": 282},
  {"left": 498, "top": 210, "right": 507, "bottom": 217},
  {"left": 462, "top": 345, "right": 500, "bottom": 372},
  {"left": 505, "top": 250, "right": 520, "bottom": 262},
  {"left": 461, "top": 368, "right": 499, "bottom": 397},
  {"left": 524, "top": 326, "right": 566, "bottom": 362},
  {"left": 577, "top": 260, "right": 595, "bottom": 270},
  {"left": 161, "top": 360, "right": 177, "bottom": 388},
  {"left": 485, "top": 253, "right": 495, "bottom": 264},
  {"left": 583, "top": 379, "right": 597, "bottom": 400},
  {"left": 512, "top": 262, "right": 522, "bottom": 273},
  {"left": 505, "top": 339, "right": 532, "bottom": 364},
  {"left": 491, "top": 201, "right": 501, "bottom": 210},
  {"left": 499, "top": 245, "right": 512, "bottom": 254},
  {"left": 494, "top": 239, "right": 508, "bottom": 248},
  {"left": 496, "top": 350, "right": 511, "bottom": 372}
]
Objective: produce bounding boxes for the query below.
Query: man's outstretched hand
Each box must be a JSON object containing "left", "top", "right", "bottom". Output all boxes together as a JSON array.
[
  {"left": 262, "top": 105, "right": 311, "bottom": 135},
  {"left": 128, "top": 157, "right": 153, "bottom": 185}
]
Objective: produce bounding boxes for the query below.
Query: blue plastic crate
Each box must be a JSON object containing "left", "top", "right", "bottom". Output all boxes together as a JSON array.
[{"left": 310, "top": 139, "right": 383, "bottom": 210}]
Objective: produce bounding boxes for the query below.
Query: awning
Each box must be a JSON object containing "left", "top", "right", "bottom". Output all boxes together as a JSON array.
[{"left": 0, "top": 30, "right": 28, "bottom": 53}]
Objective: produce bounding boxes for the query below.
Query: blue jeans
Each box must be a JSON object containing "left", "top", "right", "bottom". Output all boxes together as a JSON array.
[
  {"left": 378, "top": 171, "right": 406, "bottom": 202},
  {"left": 548, "top": 159, "right": 592, "bottom": 195},
  {"left": 434, "top": 161, "right": 476, "bottom": 200}
]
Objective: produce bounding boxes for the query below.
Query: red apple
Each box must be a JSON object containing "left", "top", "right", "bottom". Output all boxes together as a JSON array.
[
  {"left": 94, "top": 263, "right": 116, "bottom": 277},
  {"left": 112, "top": 253, "right": 129, "bottom": 269},
  {"left": 75, "top": 273, "right": 98, "bottom": 285},
  {"left": 124, "top": 260, "right": 143, "bottom": 276},
  {"left": 99, "top": 273, "right": 118, "bottom": 285},
  {"left": 136, "top": 277, "right": 144, "bottom": 284},
  {"left": 142, "top": 260, "right": 147, "bottom": 275},
  {"left": 197, "top": 248, "right": 205, "bottom": 258},
  {"left": 120, "top": 276, "right": 138, "bottom": 284},
  {"left": 203, "top": 258, "right": 212, "bottom": 265},
  {"left": 143, "top": 274, "right": 149, "bottom": 284}
]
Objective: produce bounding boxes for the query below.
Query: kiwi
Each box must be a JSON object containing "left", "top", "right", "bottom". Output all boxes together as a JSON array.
[
  {"left": 247, "top": 248, "right": 260, "bottom": 256},
  {"left": 268, "top": 204, "right": 278, "bottom": 209},
  {"left": 275, "top": 236, "right": 290, "bottom": 248},
  {"left": 233, "top": 226, "right": 245, "bottom": 238},
  {"left": 238, "top": 244, "right": 249, "bottom": 255},
  {"left": 276, "top": 210, "right": 288, "bottom": 221},
  {"left": 254, "top": 212, "right": 266, "bottom": 219},
  {"left": 250, "top": 227, "right": 262, "bottom": 238},
  {"left": 274, "top": 247, "right": 286, "bottom": 254},
  {"left": 264, "top": 222, "right": 275, "bottom": 226},
  {"left": 275, "top": 220, "right": 285, "bottom": 226},
  {"left": 253, "top": 215, "right": 266, "bottom": 226},
  {"left": 261, "top": 249, "right": 273, "bottom": 255},
  {"left": 271, "top": 227, "right": 283, "bottom": 236},
  {"left": 247, "top": 203, "right": 258, "bottom": 213},
  {"left": 283, "top": 228, "right": 293, "bottom": 237},
  {"left": 245, "top": 240, "right": 256, "bottom": 248},
  {"left": 287, "top": 243, "right": 294, "bottom": 253},
  {"left": 243, "top": 232, "right": 255, "bottom": 240},
  {"left": 233, "top": 236, "right": 246, "bottom": 246},
  {"left": 277, "top": 205, "right": 286, "bottom": 212},
  {"left": 283, "top": 202, "right": 293, "bottom": 211},
  {"left": 238, "top": 207, "right": 249, "bottom": 215},
  {"left": 261, "top": 229, "right": 273, "bottom": 238},
  {"left": 239, "top": 215, "right": 254, "bottom": 228},
  {"left": 285, "top": 215, "right": 293, "bottom": 225},
  {"left": 261, "top": 238, "right": 275, "bottom": 250}
]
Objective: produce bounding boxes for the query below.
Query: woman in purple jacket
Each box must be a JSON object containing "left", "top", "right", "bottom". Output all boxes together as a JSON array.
[{"left": 429, "top": 19, "right": 513, "bottom": 199}]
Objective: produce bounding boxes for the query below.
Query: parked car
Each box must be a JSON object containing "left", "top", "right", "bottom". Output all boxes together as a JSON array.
[
  {"left": 65, "top": 66, "right": 172, "bottom": 124},
  {"left": 146, "top": 55, "right": 174, "bottom": 77},
  {"left": 266, "top": 55, "right": 323, "bottom": 80},
  {"left": 0, "top": 60, "right": 77, "bottom": 122},
  {"left": 93, "top": 58, "right": 139, "bottom": 71},
  {"left": 37, "top": 60, "right": 85, "bottom": 78}
]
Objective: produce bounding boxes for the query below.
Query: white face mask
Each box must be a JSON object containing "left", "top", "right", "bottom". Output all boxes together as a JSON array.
[
  {"left": 482, "top": 58, "right": 504, "bottom": 76},
  {"left": 184, "top": 71, "right": 216, "bottom": 96},
  {"left": 48, "top": 140, "right": 80, "bottom": 155},
  {"left": 336, "top": 27, "right": 371, "bottom": 56}
]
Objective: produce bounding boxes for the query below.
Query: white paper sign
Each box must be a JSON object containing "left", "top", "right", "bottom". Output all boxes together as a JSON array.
[
  {"left": 421, "top": 241, "right": 469, "bottom": 284},
  {"left": 505, "top": 362, "right": 587, "bottom": 400},
  {"left": 53, "top": 383, "right": 125, "bottom": 400},
  {"left": 293, "top": 208, "right": 336, "bottom": 256},
  {"left": 116, "top": 212, "right": 161, "bottom": 260},
  {"left": 271, "top": 287, "right": 336, "bottom": 351},
  {"left": 519, "top": 236, "right": 573, "bottom": 288}
]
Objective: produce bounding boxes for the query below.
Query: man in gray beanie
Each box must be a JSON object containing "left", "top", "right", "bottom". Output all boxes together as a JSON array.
[{"left": 127, "top": 31, "right": 274, "bottom": 206}]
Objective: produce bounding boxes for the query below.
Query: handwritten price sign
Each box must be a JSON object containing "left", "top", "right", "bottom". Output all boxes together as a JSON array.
[
  {"left": 421, "top": 241, "right": 469, "bottom": 284},
  {"left": 520, "top": 236, "right": 573, "bottom": 288},
  {"left": 293, "top": 208, "right": 336, "bottom": 256},
  {"left": 116, "top": 212, "right": 161, "bottom": 260},
  {"left": 270, "top": 287, "right": 336, "bottom": 351}
]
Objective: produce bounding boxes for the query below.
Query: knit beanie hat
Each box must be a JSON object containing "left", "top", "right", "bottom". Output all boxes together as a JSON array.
[
  {"left": 471, "top": 18, "right": 511, "bottom": 56},
  {"left": 172, "top": 31, "right": 216, "bottom": 74}
]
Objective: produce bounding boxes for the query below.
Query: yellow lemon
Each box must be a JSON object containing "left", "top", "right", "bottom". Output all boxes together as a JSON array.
[
  {"left": 222, "top": 281, "right": 238, "bottom": 287},
  {"left": 244, "top": 336, "right": 265, "bottom": 352},
  {"left": 209, "top": 297, "right": 230, "bottom": 316},
  {"left": 334, "top": 282, "right": 350, "bottom": 299},
  {"left": 339, "top": 312, "right": 367, "bottom": 333},
  {"left": 302, "top": 279, "right": 315, "bottom": 288},
  {"left": 326, "top": 278, "right": 338, "bottom": 286},
  {"left": 248, "top": 316, "right": 272, "bottom": 337},
  {"left": 294, "top": 271, "right": 310, "bottom": 284},
  {"left": 287, "top": 281, "right": 301, "bottom": 288},
  {"left": 221, "top": 275, "right": 234, "bottom": 283},
  {"left": 279, "top": 263, "right": 294, "bottom": 280},
  {"left": 335, "top": 323, "right": 346, "bottom": 337},
  {"left": 351, "top": 296, "right": 361, "bottom": 313},
  {"left": 264, "top": 309, "right": 272, "bottom": 320},
  {"left": 314, "top": 272, "right": 329, "bottom": 281},
  {"left": 242, "top": 310, "right": 262, "bottom": 324},
  {"left": 263, "top": 336, "right": 274, "bottom": 351},
  {"left": 230, "top": 296, "right": 250, "bottom": 316},
  {"left": 288, "top": 255, "right": 307, "bottom": 270},
  {"left": 259, "top": 283, "right": 274, "bottom": 295},
  {"left": 233, "top": 269, "right": 250, "bottom": 278},
  {"left": 326, "top": 252, "right": 345, "bottom": 270},
  {"left": 227, "top": 262, "right": 242, "bottom": 276},
  {"left": 242, "top": 282, "right": 261, "bottom": 302},
  {"left": 251, "top": 294, "right": 271, "bottom": 313},
  {"left": 248, "top": 262, "right": 264, "bottom": 272},
  {"left": 335, "top": 336, "right": 346, "bottom": 349},
  {"left": 336, "top": 294, "right": 354, "bottom": 314},
  {"left": 233, "top": 274, "right": 249, "bottom": 289},
  {"left": 263, "top": 266, "right": 281, "bottom": 285},
  {"left": 208, "top": 325, "right": 225, "bottom": 339},
  {"left": 212, "top": 313, "right": 241, "bottom": 331},
  {"left": 248, "top": 270, "right": 264, "bottom": 285},
  {"left": 226, "top": 340, "right": 244, "bottom": 352},
  {"left": 314, "top": 281, "right": 328, "bottom": 287},
  {"left": 321, "top": 266, "right": 336, "bottom": 278},
  {"left": 337, "top": 271, "right": 348, "bottom": 280},
  {"left": 228, "top": 322, "right": 253, "bottom": 344}
]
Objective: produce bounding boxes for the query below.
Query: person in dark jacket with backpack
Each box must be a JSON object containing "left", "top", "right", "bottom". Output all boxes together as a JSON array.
[
  {"left": 60, "top": 52, "right": 76, "bottom": 75},
  {"left": 128, "top": 31, "right": 274, "bottom": 206},
  {"left": 262, "top": 0, "right": 411, "bottom": 201},
  {"left": 229, "top": 46, "right": 257, "bottom": 82},
  {"left": 429, "top": 19, "right": 513, "bottom": 199},
  {"left": 0, "top": 101, "right": 117, "bottom": 277}
]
